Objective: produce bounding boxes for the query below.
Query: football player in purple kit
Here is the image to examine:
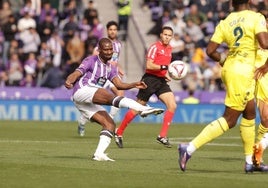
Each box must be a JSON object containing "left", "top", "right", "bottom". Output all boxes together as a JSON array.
[
  {"left": 65, "top": 38, "right": 164, "bottom": 161},
  {"left": 78, "top": 21, "right": 123, "bottom": 137}
]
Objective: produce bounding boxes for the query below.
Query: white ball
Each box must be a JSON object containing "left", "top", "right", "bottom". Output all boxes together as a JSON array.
[{"left": 168, "top": 60, "right": 188, "bottom": 80}]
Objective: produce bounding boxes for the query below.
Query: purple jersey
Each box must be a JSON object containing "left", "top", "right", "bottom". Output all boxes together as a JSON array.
[{"left": 72, "top": 55, "right": 118, "bottom": 94}]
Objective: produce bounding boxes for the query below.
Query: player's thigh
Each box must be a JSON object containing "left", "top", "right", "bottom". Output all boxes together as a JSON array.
[
  {"left": 110, "top": 86, "right": 124, "bottom": 96},
  {"left": 93, "top": 88, "right": 115, "bottom": 104}
]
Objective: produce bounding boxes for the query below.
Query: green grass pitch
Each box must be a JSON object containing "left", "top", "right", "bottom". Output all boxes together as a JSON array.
[{"left": 1, "top": 120, "right": 268, "bottom": 188}]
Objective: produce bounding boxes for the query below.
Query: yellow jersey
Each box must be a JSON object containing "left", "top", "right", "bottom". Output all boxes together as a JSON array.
[
  {"left": 210, "top": 10, "right": 267, "bottom": 111},
  {"left": 211, "top": 10, "right": 267, "bottom": 66}
]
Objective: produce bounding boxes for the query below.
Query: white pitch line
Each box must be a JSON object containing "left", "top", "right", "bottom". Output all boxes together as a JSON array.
[
  {"left": 169, "top": 137, "right": 242, "bottom": 147},
  {"left": 0, "top": 137, "right": 242, "bottom": 147}
]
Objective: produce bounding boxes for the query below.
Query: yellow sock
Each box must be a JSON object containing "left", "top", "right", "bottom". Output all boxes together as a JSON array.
[
  {"left": 192, "top": 117, "right": 229, "bottom": 149},
  {"left": 256, "top": 124, "right": 268, "bottom": 142},
  {"left": 239, "top": 118, "right": 255, "bottom": 157}
]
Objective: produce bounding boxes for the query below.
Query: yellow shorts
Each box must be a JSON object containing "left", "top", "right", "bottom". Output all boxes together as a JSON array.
[{"left": 221, "top": 59, "right": 255, "bottom": 111}]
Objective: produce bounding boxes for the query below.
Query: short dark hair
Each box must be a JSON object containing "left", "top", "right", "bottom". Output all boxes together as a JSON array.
[
  {"left": 106, "top": 21, "right": 118, "bottom": 29},
  {"left": 161, "top": 26, "right": 173, "bottom": 33},
  {"left": 98, "top": 38, "right": 112, "bottom": 48}
]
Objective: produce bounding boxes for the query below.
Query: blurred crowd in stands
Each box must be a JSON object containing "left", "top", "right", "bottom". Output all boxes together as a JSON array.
[
  {"left": 143, "top": 0, "right": 267, "bottom": 92},
  {"left": 0, "top": 0, "right": 102, "bottom": 88},
  {"left": 0, "top": 0, "right": 267, "bottom": 91}
]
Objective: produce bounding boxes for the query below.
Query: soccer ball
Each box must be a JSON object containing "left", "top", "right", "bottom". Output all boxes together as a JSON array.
[{"left": 168, "top": 60, "right": 188, "bottom": 80}]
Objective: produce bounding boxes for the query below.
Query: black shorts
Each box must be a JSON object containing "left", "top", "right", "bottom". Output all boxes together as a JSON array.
[{"left": 136, "top": 73, "right": 172, "bottom": 102}]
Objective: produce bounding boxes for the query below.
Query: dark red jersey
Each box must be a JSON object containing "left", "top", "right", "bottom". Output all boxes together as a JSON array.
[{"left": 145, "top": 41, "right": 172, "bottom": 77}]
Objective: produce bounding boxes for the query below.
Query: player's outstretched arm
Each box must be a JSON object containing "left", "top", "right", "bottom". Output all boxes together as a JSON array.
[{"left": 112, "top": 77, "right": 147, "bottom": 90}]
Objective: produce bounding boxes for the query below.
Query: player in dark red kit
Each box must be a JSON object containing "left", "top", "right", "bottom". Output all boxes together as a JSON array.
[{"left": 115, "top": 26, "right": 177, "bottom": 148}]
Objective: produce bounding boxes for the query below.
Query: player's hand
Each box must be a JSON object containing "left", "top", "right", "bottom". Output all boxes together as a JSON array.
[
  {"left": 135, "top": 81, "right": 147, "bottom": 89},
  {"left": 65, "top": 81, "right": 73, "bottom": 89},
  {"left": 254, "top": 64, "right": 268, "bottom": 79}
]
